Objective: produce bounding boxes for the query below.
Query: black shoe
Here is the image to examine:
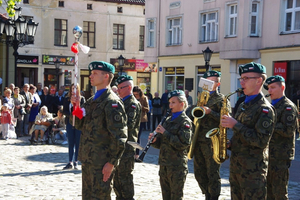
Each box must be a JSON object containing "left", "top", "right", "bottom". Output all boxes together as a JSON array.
[
  {"left": 63, "top": 163, "right": 73, "bottom": 170},
  {"left": 135, "top": 158, "right": 142, "bottom": 163},
  {"left": 73, "top": 162, "right": 78, "bottom": 170}
]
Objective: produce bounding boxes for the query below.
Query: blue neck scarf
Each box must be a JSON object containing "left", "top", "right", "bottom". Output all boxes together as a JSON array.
[
  {"left": 94, "top": 89, "right": 107, "bottom": 100},
  {"left": 210, "top": 91, "right": 215, "bottom": 95},
  {"left": 171, "top": 111, "right": 183, "bottom": 121},
  {"left": 244, "top": 94, "right": 258, "bottom": 104},
  {"left": 271, "top": 96, "right": 284, "bottom": 106},
  {"left": 122, "top": 94, "right": 132, "bottom": 102}
]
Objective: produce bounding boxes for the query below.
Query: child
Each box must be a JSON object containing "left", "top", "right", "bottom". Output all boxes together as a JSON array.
[
  {"left": 1, "top": 103, "right": 12, "bottom": 140},
  {"left": 149, "top": 90, "right": 193, "bottom": 200},
  {"left": 53, "top": 108, "right": 67, "bottom": 145}
]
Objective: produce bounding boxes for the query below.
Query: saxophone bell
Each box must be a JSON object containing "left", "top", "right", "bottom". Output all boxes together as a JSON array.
[{"left": 191, "top": 107, "right": 205, "bottom": 119}]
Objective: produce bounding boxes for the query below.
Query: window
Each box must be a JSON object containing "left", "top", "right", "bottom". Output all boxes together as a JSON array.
[
  {"left": 83, "top": 21, "right": 95, "bottom": 48},
  {"left": 58, "top": 1, "right": 64, "bottom": 7},
  {"left": 250, "top": 2, "right": 259, "bottom": 36},
  {"left": 284, "top": 0, "right": 300, "bottom": 32},
  {"left": 139, "top": 26, "right": 144, "bottom": 51},
  {"left": 200, "top": 11, "right": 218, "bottom": 42},
  {"left": 23, "top": 0, "right": 29, "bottom": 4},
  {"left": 54, "top": 19, "right": 67, "bottom": 46},
  {"left": 147, "top": 19, "right": 155, "bottom": 47},
  {"left": 165, "top": 67, "right": 184, "bottom": 91},
  {"left": 167, "top": 17, "right": 182, "bottom": 45},
  {"left": 227, "top": 4, "right": 237, "bottom": 36},
  {"left": 117, "top": 7, "right": 123, "bottom": 13},
  {"left": 137, "top": 73, "right": 151, "bottom": 93},
  {"left": 87, "top": 4, "right": 92, "bottom": 10},
  {"left": 113, "top": 24, "right": 125, "bottom": 50}
]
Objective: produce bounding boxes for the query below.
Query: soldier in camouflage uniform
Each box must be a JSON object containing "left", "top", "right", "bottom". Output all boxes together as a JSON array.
[
  {"left": 221, "top": 62, "right": 276, "bottom": 200},
  {"left": 113, "top": 75, "right": 142, "bottom": 200},
  {"left": 72, "top": 61, "right": 128, "bottom": 200},
  {"left": 150, "top": 90, "right": 193, "bottom": 200},
  {"left": 264, "top": 75, "right": 298, "bottom": 200},
  {"left": 193, "top": 70, "right": 229, "bottom": 200}
]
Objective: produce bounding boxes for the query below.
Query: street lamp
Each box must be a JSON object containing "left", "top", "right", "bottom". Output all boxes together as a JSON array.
[
  {"left": 202, "top": 46, "right": 213, "bottom": 71},
  {"left": 118, "top": 54, "right": 125, "bottom": 75},
  {"left": 0, "top": 6, "right": 39, "bottom": 86},
  {"left": 55, "top": 58, "right": 61, "bottom": 90}
]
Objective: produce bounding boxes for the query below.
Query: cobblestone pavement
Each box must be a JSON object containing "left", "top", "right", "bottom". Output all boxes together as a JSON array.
[{"left": 0, "top": 132, "right": 299, "bottom": 200}]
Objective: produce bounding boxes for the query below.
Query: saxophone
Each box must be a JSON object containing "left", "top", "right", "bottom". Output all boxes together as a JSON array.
[
  {"left": 206, "top": 88, "right": 243, "bottom": 164},
  {"left": 187, "top": 89, "right": 210, "bottom": 159}
]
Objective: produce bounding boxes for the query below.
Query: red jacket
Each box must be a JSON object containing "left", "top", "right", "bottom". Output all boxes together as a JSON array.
[{"left": 1, "top": 110, "right": 12, "bottom": 124}]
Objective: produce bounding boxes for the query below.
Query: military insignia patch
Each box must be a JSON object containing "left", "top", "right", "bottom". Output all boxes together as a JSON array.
[
  {"left": 286, "top": 107, "right": 292, "bottom": 111},
  {"left": 114, "top": 114, "right": 122, "bottom": 122},
  {"left": 128, "top": 112, "right": 135, "bottom": 118},
  {"left": 131, "top": 104, "right": 136, "bottom": 109},
  {"left": 112, "top": 103, "right": 118, "bottom": 108},
  {"left": 262, "top": 108, "right": 269, "bottom": 113},
  {"left": 185, "top": 124, "right": 190, "bottom": 128},
  {"left": 287, "top": 115, "right": 293, "bottom": 121},
  {"left": 262, "top": 120, "right": 270, "bottom": 128}
]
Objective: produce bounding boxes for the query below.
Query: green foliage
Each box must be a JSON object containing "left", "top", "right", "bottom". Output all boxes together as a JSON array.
[{"left": 0, "top": 0, "right": 22, "bottom": 17}]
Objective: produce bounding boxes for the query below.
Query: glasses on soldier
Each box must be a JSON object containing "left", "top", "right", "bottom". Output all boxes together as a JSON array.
[
  {"left": 238, "top": 77, "right": 261, "bottom": 82},
  {"left": 118, "top": 85, "right": 129, "bottom": 90}
]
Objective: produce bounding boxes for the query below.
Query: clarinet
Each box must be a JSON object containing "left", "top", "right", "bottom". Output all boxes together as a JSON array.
[{"left": 137, "top": 109, "right": 171, "bottom": 162}]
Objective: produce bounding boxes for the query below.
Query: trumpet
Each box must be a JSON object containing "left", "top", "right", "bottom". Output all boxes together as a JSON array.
[{"left": 206, "top": 88, "right": 243, "bottom": 164}]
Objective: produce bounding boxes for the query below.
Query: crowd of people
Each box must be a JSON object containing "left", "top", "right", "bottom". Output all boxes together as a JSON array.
[{"left": 1, "top": 60, "right": 299, "bottom": 200}]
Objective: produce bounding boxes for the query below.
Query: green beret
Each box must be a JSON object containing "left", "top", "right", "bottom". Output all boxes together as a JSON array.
[
  {"left": 239, "top": 62, "right": 266, "bottom": 75},
  {"left": 88, "top": 61, "right": 115, "bottom": 74},
  {"left": 203, "top": 70, "right": 221, "bottom": 78},
  {"left": 168, "top": 90, "right": 185, "bottom": 100},
  {"left": 116, "top": 75, "right": 133, "bottom": 85},
  {"left": 263, "top": 75, "right": 285, "bottom": 90}
]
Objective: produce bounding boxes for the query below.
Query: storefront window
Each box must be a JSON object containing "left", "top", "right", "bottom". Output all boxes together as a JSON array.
[
  {"left": 137, "top": 72, "right": 151, "bottom": 93},
  {"left": 44, "top": 69, "right": 59, "bottom": 92},
  {"left": 164, "top": 67, "right": 184, "bottom": 91}
]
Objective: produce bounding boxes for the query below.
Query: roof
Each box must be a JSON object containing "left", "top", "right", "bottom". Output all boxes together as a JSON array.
[{"left": 93, "top": 0, "right": 145, "bottom": 5}]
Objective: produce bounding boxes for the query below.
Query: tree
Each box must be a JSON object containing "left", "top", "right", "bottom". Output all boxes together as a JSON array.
[{"left": 0, "top": 0, "right": 21, "bottom": 17}]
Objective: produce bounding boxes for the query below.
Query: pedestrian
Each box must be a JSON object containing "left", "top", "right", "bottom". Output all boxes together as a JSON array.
[
  {"left": 193, "top": 70, "right": 229, "bottom": 200},
  {"left": 133, "top": 86, "right": 149, "bottom": 161},
  {"left": 113, "top": 75, "right": 142, "bottom": 200},
  {"left": 53, "top": 88, "right": 65, "bottom": 116},
  {"left": 147, "top": 97, "right": 152, "bottom": 131},
  {"left": 152, "top": 92, "right": 162, "bottom": 131},
  {"left": 150, "top": 90, "right": 193, "bottom": 200},
  {"left": 36, "top": 82, "right": 43, "bottom": 96},
  {"left": 9, "top": 83, "right": 15, "bottom": 96},
  {"left": 40, "top": 86, "right": 54, "bottom": 115},
  {"left": 161, "top": 89, "right": 169, "bottom": 116},
  {"left": 145, "top": 88, "right": 153, "bottom": 101},
  {"left": 31, "top": 106, "right": 53, "bottom": 144},
  {"left": 1, "top": 103, "right": 13, "bottom": 140},
  {"left": 221, "top": 62, "right": 276, "bottom": 200},
  {"left": 111, "top": 85, "right": 118, "bottom": 95},
  {"left": 12, "top": 87, "right": 26, "bottom": 137},
  {"left": 52, "top": 108, "right": 68, "bottom": 145},
  {"left": 264, "top": 75, "right": 299, "bottom": 200},
  {"left": 71, "top": 61, "right": 127, "bottom": 199},
  {"left": 62, "top": 83, "right": 85, "bottom": 170},
  {"left": 28, "top": 85, "right": 41, "bottom": 133},
  {"left": 185, "top": 90, "right": 193, "bottom": 106},
  {"left": 20, "top": 84, "right": 32, "bottom": 136},
  {"left": 3, "top": 88, "right": 14, "bottom": 114}
]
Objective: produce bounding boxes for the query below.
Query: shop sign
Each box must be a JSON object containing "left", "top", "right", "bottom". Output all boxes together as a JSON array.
[
  {"left": 110, "top": 59, "right": 157, "bottom": 72},
  {"left": 42, "top": 55, "right": 75, "bottom": 66},
  {"left": 165, "top": 67, "right": 175, "bottom": 75},
  {"left": 274, "top": 62, "right": 287, "bottom": 80},
  {"left": 17, "top": 55, "right": 39, "bottom": 65},
  {"left": 176, "top": 67, "right": 184, "bottom": 74}
]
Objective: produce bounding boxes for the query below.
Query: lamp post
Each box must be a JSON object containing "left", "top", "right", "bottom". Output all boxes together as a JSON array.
[
  {"left": 55, "top": 58, "right": 61, "bottom": 90},
  {"left": 0, "top": 6, "right": 39, "bottom": 86},
  {"left": 118, "top": 54, "right": 125, "bottom": 75},
  {"left": 202, "top": 46, "right": 213, "bottom": 71}
]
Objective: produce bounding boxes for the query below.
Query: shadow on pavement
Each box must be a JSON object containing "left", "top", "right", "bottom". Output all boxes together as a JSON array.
[
  {"left": 1, "top": 169, "right": 81, "bottom": 178},
  {"left": 26, "top": 152, "right": 69, "bottom": 163}
]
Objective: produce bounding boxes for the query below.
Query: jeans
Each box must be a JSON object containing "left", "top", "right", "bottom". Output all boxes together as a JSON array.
[
  {"left": 136, "top": 122, "right": 146, "bottom": 155},
  {"left": 66, "top": 117, "right": 81, "bottom": 162},
  {"left": 55, "top": 130, "right": 67, "bottom": 141},
  {"left": 23, "top": 113, "right": 30, "bottom": 135}
]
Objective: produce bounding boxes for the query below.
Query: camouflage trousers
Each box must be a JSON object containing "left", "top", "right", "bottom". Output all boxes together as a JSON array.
[
  {"left": 193, "top": 140, "right": 221, "bottom": 199},
  {"left": 267, "top": 159, "right": 291, "bottom": 200},
  {"left": 230, "top": 156, "right": 267, "bottom": 200},
  {"left": 82, "top": 163, "right": 114, "bottom": 200},
  {"left": 159, "top": 165, "right": 188, "bottom": 200},
  {"left": 113, "top": 155, "right": 135, "bottom": 200}
]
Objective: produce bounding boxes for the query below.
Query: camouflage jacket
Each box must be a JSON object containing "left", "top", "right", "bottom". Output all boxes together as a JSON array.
[
  {"left": 152, "top": 112, "right": 193, "bottom": 168},
  {"left": 231, "top": 93, "right": 275, "bottom": 172},
  {"left": 198, "top": 90, "right": 230, "bottom": 142},
  {"left": 269, "top": 96, "right": 298, "bottom": 161},
  {"left": 75, "top": 89, "right": 128, "bottom": 166},
  {"left": 122, "top": 95, "right": 142, "bottom": 157}
]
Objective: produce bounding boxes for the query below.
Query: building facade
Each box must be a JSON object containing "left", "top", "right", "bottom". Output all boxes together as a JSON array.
[
  {"left": 144, "top": 0, "right": 300, "bottom": 106},
  {"left": 0, "top": 0, "right": 152, "bottom": 99}
]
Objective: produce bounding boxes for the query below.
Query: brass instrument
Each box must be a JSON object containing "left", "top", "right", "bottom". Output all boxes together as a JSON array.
[
  {"left": 187, "top": 89, "right": 210, "bottom": 159},
  {"left": 206, "top": 88, "right": 243, "bottom": 164}
]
